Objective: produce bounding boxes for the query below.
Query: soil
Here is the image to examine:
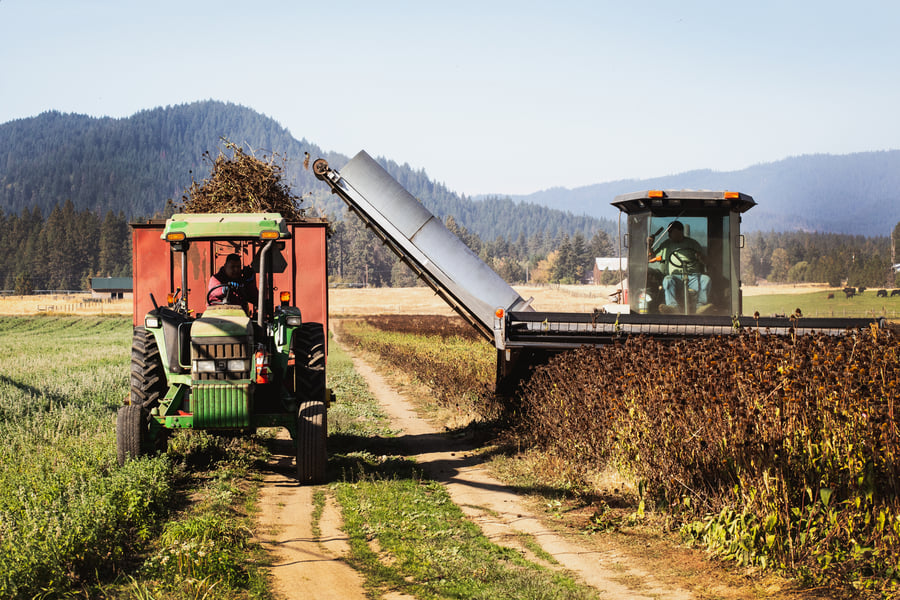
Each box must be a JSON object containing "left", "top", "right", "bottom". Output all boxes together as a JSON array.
[{"left": 255, "top": 328, "right": 834, "bottom": 600}]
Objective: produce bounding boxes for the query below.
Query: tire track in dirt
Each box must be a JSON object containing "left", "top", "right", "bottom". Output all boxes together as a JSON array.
[{"left": 255, "top": 434, "right": 368, "bottom": 600}]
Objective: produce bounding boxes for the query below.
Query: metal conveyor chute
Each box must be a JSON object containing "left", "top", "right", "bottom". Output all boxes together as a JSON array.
[{"left": 314, "top": 150, "right": 533, "bottom": 343}]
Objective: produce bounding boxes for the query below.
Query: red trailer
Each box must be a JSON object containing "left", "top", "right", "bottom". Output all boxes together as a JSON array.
[{"left": 130, "top": 217, "right": 328, "bottom": 332}]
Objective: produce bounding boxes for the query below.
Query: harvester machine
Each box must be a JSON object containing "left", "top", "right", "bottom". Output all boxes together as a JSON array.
[
  {"left": 119, "top": 213, "right": 330, "bottom": 483},
  {"left": 314, "top": 151, "right": 883, "bottom": 394}
]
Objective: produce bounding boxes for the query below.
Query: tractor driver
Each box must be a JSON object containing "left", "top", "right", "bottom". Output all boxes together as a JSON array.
[
  {"left": 649, "top": 221, "right": 711, "bottom": 314},
  {"left": 207, "top": 253, "right": 258, "bottom": 313}
]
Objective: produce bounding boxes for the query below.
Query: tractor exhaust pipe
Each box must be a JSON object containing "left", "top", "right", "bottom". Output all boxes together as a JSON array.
[{"left": 257, "top": 240, "right": 274, "bottom": 330}]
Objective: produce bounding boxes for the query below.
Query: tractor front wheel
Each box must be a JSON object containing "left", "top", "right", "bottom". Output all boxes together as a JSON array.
[
  {"left": 293, "top": 323, "right": 327, "bottom": 483},
  {"left": 296, "top": 400, "right": 327, "bottom": 484},
  {"left": 116, "top": 404, "right": 149, "bottom": 466}
]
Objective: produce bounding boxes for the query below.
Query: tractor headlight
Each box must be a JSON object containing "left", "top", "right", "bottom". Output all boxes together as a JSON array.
[
  {"left": 145, "top": 316, "right": 161, "bottom": 329},
  {"left": 226, "top": 359, "right": 250, "bottom": 372},
  {"left": 194, "top": 360, "right": 217, "bottom": 373},
  {"left": 285, "top": 315, "right": 303, "bottom": 326}
]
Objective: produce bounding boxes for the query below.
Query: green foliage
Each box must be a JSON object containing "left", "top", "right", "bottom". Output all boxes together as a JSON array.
[
  {"left": 0, "top": 203, "right": 131, "bottom": 290},
  {"left": 143, "top": 512, "right": 252, "bottom": 587},
  {"left": 0, "top": 316, "right": 174, "bottom": 598},
  {"left": 744, "top": 230, "right": 893, "bottom": 288}
]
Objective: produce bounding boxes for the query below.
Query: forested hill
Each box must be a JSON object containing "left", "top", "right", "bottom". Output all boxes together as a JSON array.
[
  {"left": 0, "top": 101, "right": 610, "bottom": 241},
  {"left": 506, "top": 151, "right": 900, "bottom": 235}
]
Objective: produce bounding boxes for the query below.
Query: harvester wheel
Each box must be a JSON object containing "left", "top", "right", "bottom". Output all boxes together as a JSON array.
[
  {"left": 116, "top": 404, "right": 148, "bottom": 466},
  {"left": 293, "top": 323, "right": 327, "bottom": 483}
]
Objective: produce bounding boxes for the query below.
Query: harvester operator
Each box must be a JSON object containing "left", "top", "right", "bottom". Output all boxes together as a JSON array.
[
  {"left": 207, "top": 253, "right": 258, "bottom": 313},
  {"left": 649, "top": 221, "right": 711, "bottom": 313}
]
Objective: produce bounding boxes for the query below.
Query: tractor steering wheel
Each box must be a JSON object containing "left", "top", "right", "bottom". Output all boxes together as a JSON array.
[
  {"left": 207, "top": 283, "right": 239, "bottom": 306},
  {"left": 667, "top": 247, "right": 701, "bottom": 274}
]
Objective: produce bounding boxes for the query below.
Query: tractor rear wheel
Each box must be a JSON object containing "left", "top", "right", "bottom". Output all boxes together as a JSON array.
[
  {"left": 116, "top": 404, "right": 148, "bottom": 466},
  {"left": 126, "top": 326, "right": 168, "bottom": 455},
  {"left": 293, "top": 323, "right": 327, "bottom": 483},
  {"left": 130, "top": 326, "right": 167, "bottom": 410}
]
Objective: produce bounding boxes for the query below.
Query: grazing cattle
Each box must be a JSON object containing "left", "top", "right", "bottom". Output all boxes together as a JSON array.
[
  {"left": 892, "top": 289, "right": 900, "bottom": 297},
  {"left": 827, "top": 293, "right": 835, "bottom": 300},
  {"left": 858, "top": 286, "right": 867, "bottom": 294},
  {"left": 877, "top": 289, "right": 888, "bottom": 297},
  {"left": 843, "top": 287, "right": 856, "bottom": 299}
]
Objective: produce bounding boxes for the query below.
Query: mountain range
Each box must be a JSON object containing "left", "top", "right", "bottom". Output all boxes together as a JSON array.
[
  {"left": 1, "top": 100, "right": 896, "bottom": 237},
  {"left": 504, "top": 151, "right": 900, "bottom": 235}
]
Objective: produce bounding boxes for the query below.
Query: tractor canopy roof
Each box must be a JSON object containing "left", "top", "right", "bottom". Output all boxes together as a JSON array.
[
  {"left": 161, "top": 213, "right": 292, "bottom": 242},
  {"left": 612, "top": 190, "right": 756, "bottom": 215}
]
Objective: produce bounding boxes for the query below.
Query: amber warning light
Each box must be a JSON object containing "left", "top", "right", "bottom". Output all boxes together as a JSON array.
[{"left": 280, "top": 291, "right": 291, "bottom": 305}]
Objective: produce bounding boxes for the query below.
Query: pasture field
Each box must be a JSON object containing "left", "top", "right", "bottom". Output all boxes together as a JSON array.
[{"left": 743, "top": 289, "right": 900, "bottom": 319}]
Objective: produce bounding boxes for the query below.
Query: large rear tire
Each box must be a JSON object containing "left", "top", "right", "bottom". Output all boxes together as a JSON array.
[
  {"left": 116, "top": 404, "right": 148, "bottom": 466},
  {"left": 130, "top": 326, "right": 167, "bottom": 410},
  {"left": 293, "top": 323, "right": 327, "bottom": 484},
  {"left": 126, "top": 326, "right": 168, "bottom": 456}
]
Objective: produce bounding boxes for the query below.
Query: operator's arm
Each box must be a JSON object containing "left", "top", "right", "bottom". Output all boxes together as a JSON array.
[{"left": 207, "top": 274, "right": 225, "bottom": 304}]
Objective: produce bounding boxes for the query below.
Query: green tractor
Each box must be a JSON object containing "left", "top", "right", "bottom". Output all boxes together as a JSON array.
[{"left": 118, "top": 212, "right": 329, "bottom": 483}]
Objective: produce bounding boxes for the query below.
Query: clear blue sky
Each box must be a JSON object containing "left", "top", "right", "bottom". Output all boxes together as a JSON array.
[{"left": 2, "top": 1, "right": 898, "bottom": 196}]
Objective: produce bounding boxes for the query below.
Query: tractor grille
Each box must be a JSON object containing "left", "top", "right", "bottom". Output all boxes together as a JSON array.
[
  {"left": 192, "top": 383, "right": 251, "bottom": 428},
  {"left": 191, "top": 337, "right": 252, "bottom": 381}
]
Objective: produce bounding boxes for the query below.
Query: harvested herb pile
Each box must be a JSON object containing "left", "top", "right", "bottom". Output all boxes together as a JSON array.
[{"left": 176, "top": 139, "right": 305, "bottom": 220}]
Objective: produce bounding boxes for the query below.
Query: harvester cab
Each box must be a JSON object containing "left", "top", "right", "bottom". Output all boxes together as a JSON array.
[
  {"left": 611, "top": 190, "right": 756, "bottom": 317},
  {"left": 119, "top": 212, "right": 329, "bottom": 483}
]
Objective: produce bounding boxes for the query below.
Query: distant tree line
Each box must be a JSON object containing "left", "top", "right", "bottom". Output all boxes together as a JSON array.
[
  {"left": 0, "top": 201, "right": 131, "bottom": 293},
  {"left": 742, "top": 229, "right": 898, "bottom": 288},
  {"left": 3, "top": 200, "right": 897, "bottom": 294},
  {"left": 329, "top": 211, "right": 900, "bottom": 289}
]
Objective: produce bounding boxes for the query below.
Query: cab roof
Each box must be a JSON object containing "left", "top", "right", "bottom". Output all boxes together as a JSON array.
[
  {"left": 612, "top": 190, "right": 756, "bottom": 215},
  {"left": 161, "top": 213, "right": 291, "bottom": 241}
]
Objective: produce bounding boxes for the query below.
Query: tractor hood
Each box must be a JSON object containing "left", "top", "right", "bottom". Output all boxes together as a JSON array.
[{"left": 192, "top": 309, "right": 253, "bottom": 339}]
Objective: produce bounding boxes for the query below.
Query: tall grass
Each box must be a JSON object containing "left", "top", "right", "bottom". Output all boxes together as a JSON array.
[{"left": 0, "top": 316, "right": 173, "bottom": 598}]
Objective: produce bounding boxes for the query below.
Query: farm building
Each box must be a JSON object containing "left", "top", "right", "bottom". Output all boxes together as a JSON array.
[
  {"left": 90, "top": 277, "right": 133, "bottom": 300},
  {"left": 590, "top": 257, "right": 625, "bottom": 285}
]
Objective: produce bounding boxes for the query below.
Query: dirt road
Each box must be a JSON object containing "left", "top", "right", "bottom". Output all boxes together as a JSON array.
[{"left": 255, "top": 334, "right": 814, "bottom": 600}]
